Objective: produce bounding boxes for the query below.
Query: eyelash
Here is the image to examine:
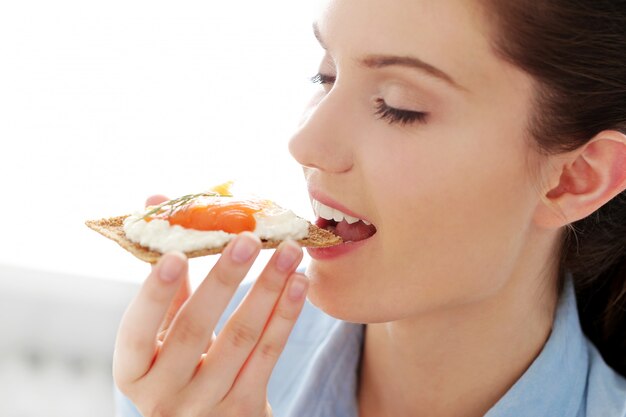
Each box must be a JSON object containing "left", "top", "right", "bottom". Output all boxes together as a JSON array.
[
  {"left": 310, "top": 73, "right": 428, "bottom": 126},
  {"left": 310, "top": 73, "right": 335, "bottom": 85},
  {"left": 373, "top": 99, "right": 428, "bottom": 126}
]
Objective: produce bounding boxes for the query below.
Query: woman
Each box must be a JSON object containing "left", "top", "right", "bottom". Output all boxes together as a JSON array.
[{"left": 114, "top": 0, "right": 626, "bottom": 416}]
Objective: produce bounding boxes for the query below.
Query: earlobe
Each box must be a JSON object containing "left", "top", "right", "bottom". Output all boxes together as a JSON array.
[{"left": 534, "top": 131, "right": 626, "bottom": 229}]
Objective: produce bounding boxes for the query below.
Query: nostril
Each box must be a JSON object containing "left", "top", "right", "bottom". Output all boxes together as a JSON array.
[{"left": 301, "top": 161, "right": 323, "bottom": 170}]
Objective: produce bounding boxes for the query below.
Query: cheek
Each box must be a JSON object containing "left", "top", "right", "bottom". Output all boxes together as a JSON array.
[{"left": 365, "top": 130, "right": 537, "bottom": 310}]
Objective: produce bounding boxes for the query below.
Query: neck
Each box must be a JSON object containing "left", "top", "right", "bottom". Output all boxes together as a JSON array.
[{"left": 357, "top": 252, "right": 559, "bottom": 417}]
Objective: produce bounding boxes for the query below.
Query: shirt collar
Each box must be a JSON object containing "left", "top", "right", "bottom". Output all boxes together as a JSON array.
[
  {"left": 484, "top": 276, "right": 588, "bottom": 417},
  {"left": 287, "top": 275, "right": 589, "bottom": 417},
  {"left": 286, "top": 314, "right": 363, "bottom": 417}
]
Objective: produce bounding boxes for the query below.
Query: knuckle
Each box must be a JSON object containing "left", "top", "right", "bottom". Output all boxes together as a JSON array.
[
  {"left": 211, "top": 266, "right": 238, "bottom": 289},
  {"left": 258, "top": 273, "right": 285, "bottom": 294},
  {"left": 226, "top": 320, "right": 261, "bottom": 349},
  {"left": 221, "top": 392, "right": 271, "bottom": 417},
  {"left": 274, "top": 305, "right": 299, "bottom": 321},
  {"left": 116, "top": 384, "right": 189, "bottom": 417},
  {"left": 140, "top": 396, "right": 193, "bottom": 417},
  {"left": 257, "top": 340, "right": 285, "bottom": 361},
  {"left": 146, "top": 402, "right": 177, "bottom": 417},
  {"left": 118, "top": 330, "right": 151, "bottom": 358},
  {"left": 144, "top": 279, "right": 172, "bottom": 305},
  {"left": 222, "top": 400, "right": 263, "bottom": 417},
  {"left": 173, "top": 314, "right": 208, "bottom": 346}
]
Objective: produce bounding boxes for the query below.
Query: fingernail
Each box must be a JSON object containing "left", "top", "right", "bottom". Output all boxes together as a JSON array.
[
  {"left": 288, "top": 276, "right": 308, "bottom": 301},
  {"left": 231, "top": 234, "right": 257, "bottom": 264},
  {"left": 159, "top": 254, "right": 184, "bottom": 282},
  {"left": 276, "top": 242, "right": 301, "bottom": 272}
]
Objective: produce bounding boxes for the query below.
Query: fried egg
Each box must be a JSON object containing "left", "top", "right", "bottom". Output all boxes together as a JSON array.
[{"left": 123, "top": 190, "right": 309, "bottom": 253}]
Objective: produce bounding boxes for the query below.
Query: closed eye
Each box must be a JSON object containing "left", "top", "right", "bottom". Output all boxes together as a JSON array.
[
  {"left": 310, "top": 73, "right": 336, "bottom": 86},
  {"left": 374, "top": 99, "right": 428, "bottom": 125},
  {"left": 312, "top": 73, "right": 428, "bottom": 126}
]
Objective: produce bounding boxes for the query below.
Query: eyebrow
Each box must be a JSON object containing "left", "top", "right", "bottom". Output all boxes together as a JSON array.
[{"left": 313, "top": 22, "right": 466, "bottom": 92}]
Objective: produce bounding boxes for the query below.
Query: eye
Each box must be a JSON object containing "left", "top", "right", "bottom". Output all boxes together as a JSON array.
[
  {"left": 374, "top": 98, "right": 428, "bottom": 126},
  {"left": 310, "top": 73, "right": 336, "bottom": 88}
]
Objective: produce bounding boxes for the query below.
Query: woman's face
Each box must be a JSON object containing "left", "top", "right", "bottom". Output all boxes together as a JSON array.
[{"left": 289, "top": 0, "right": 543, "bottom": 322}]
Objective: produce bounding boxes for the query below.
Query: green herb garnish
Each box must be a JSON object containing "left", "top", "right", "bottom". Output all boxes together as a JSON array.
[{"left": 139, "top": 190, "right": 232, "bottom": 221}]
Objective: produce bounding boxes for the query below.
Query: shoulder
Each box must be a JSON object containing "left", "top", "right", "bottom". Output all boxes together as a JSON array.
[{"left": 583, "top": 341, "right": 626, "bottom": 417}]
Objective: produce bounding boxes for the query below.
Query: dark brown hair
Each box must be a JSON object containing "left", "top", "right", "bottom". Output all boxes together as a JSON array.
[{"left": 481, "top": 0, "right": 626, "bottom": 375}]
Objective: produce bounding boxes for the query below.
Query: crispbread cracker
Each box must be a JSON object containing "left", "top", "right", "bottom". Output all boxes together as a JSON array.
[{"left": 85, "top": 214, "right": 341, "bottom": 263}]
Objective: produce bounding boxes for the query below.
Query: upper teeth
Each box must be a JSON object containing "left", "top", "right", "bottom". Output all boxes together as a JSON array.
[{"left": 312, "top": 199, "right": 371, "bottom": 225}]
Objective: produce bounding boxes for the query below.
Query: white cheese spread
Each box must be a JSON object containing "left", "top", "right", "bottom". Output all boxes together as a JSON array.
[{"left": 123, "top": 205, "right": 309, "bottom": 253}]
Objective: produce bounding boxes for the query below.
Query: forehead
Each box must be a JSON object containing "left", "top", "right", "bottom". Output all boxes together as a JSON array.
[{"left": 315, "top": 0, "right": 502, "bottom": 91}]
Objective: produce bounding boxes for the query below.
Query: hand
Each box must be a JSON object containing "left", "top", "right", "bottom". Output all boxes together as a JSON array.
[{"left": 113, "top": 195, "right": 309, "bottom": 417}]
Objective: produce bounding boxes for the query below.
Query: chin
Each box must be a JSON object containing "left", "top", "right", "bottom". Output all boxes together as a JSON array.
[
  {"left": 305, "top": 261, "right": 355, "bottom": 321},
  {"left": 304, "top": 259, "right": 468, "bottom": 324},
  {"left": 304, "top": 261, "right": 382, "bottom": 323}
]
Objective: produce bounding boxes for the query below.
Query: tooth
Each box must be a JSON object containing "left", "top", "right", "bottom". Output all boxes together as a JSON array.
[
  {"left": 363, "top": 220, "right": 372, "bottom": 226},
  {"left": 332, "top": 209, "right": 345, "bottom": 222},
  {"left": 312, "top": 199, "right": 321, "bottom": 217},
  {"left": 319, "top": 203, "right": 335, "bottom": 220},
  {"left": 345, "top": 215, "right": 359, "bottom": 224},
  {"left": 313, "top": 199, "right": 367, "bottom": 224}
]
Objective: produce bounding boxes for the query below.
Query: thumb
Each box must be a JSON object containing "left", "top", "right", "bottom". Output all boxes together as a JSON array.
[{"left": 146, "top": 194, "right": 170, "bottom": 207}]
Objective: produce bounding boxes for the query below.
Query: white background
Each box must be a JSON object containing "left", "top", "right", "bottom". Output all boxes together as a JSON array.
[
  {"left": 0, "top": 2, "right": 324, "bottom": 415},
  {"left": 0, "top": 0, "right": 323, "bottom": 286}
]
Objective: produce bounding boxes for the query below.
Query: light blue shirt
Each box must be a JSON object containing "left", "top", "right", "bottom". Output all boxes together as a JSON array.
[{"left": 116, "top": 276, "right": 626, "bottom": 417}]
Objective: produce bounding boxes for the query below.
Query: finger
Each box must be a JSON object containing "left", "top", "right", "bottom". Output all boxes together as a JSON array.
[
  {"left": 145, "top": 194, "right": 169, "bottom": 207},
  {"left": 158, "top": 273, "right": 191, "bottom": 337},
  {"left": 113, "top": 252, "right": 188, "bottom": 387},
  {"left": 194, "top": 240, "right": 303, "bottom": 397},
  {"left": 151, "top": 232, "right": 262, "bottom": 387},
  {"left": 232, "top": 272, "right": 308, "bottom": 393}
]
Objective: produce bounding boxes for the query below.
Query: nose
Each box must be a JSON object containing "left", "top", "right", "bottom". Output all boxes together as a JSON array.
[{"left": 288, "top": 88, "right": 354, "bottom": 174}]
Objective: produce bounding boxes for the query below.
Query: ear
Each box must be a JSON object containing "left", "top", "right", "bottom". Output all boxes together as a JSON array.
[{"left": 534, "top": 130, "right": 626, "bottom": 229}]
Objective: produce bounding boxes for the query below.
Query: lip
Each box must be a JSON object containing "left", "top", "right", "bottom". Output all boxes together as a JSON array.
[
  {"left": 307, "top": 239, "right": 371, "bottom": 260},
  {"left": 307, "top": 186, "right": 376, "bottom": 260},
  {"left": 307, "top": 187, "right": 371, "bottom": 223}
]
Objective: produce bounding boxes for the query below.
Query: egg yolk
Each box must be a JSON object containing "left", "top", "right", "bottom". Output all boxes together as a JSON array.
[{"left": 150, "top": 200, "right": 263, "bottom": 233}]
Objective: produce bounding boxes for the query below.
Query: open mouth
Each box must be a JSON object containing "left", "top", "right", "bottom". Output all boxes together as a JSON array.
[{"left": 312, "top": 198, "right": 377, "bottom": 243}]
